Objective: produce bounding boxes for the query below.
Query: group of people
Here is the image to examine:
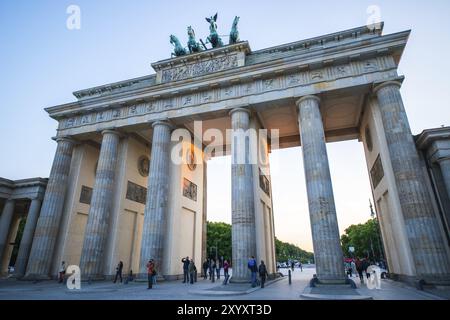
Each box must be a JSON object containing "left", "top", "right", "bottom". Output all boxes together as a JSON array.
[
  {"left": 199, "top": 257, "right": 230, "bottom": 284},
  {"left": 248, "top": 256, "right": 269, "bottom": 288},
  {"left": 56, "top": 255, "right": 272, "bottom": 289},
  {"left": 345, "top": 258, "right": 387, "bottom": 282},
  {"left": 181, "top": 256, "right": 198, "bottom": 284}
]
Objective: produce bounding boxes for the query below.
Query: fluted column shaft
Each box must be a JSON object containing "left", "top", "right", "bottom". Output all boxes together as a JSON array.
[
  {"left": 139, "top": 121, "right": 172, "bottom": 276},
  {"left": 375, "top": 81, "right": 450, "bottom": 279},
  {"left": 297, "top": 96, "right": 345, "bottom": 282},
  {"left": 230, "top": 108, "right": 256, "bottom": 282},
  {"left": 0, "top": 199, "right": 15, "bottom": 265},
  {"left": 14, "top": 198, "right": 42, "bottom": 277},
  {"left": 80, "top": 130, "right": 120, "bottom": 278},
  {"left": 437, "top": 158, "right": 450, "bottom": 202},
  {"left": 25, "top": 137, "right": 75, "bottom": 278}
]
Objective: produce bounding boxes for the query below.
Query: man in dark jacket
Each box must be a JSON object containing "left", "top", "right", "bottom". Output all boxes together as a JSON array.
[
  {"left": 113, "top": 261, "right": 123, "bottom": 283},
  {"left": 182, "top": 256, "right": 190, "bottom": 283},
  {"left": 202, "top": 260, "right": 209, "bottom": 280},
  {"left": 258, "top": 260, "right": 269, "bottom": 288}
]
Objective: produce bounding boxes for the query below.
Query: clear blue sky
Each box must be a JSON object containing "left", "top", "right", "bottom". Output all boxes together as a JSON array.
[{"left": 1, "top": 0, "right": 450, "bottom": 251}]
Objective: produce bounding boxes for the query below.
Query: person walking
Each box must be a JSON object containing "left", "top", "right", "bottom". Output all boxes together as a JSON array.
[
  {"left": 291, "top": 261, "right": 295, "bottom": 272},
  {"left": 258, "top": 260, "right": 269, "bottom": 288},
  {"left": 223, "top": 260, "right": 230, "bottom": 285},
  {"left": 299, "top": 262, "right": 303, "bottom": 272},
  {"left": 202, "top": 260, "right": 209, "bottom": 280},
  {"left": 248, "top": 256, "right": 258, "bottom": 287},
  {"left": 351, "top": 260, "right": 357, "bottom": 277},
  {"left": 210, "top": 259, "right": 216, "bottom": 282},
  {"left": 188, "top": 259, "right": 196, "bottom": 284},
  {"left": 181, "top": 256, "right": 190, "bottom": 283},
  {"left": 355, "top": 258, "right": 364, "bottom": 282},
  {"left": 147, "top": 259, "right": 155, "bottom": 289},
  {"left": 113, "top": 261, "right": 123, "bottom": 283},
  {"left": 362, "top": 258, "right": 370, "bottom": 279},
  {"left": 58, "top": 261, "right": 66, "bottom": 283}
]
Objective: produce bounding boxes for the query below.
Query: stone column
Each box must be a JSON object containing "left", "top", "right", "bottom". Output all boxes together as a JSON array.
[
  {"left": 0, "top": 199, "right": 15, "bottom": 265},
  {"left": 14, "top": 198, "right": 42, "bottom": 277},
  {"left": 139, "top": 121, "right": 172, "bottom": 277},
  {"left": 374, "top": 81, "right": 450, "bottom": 279},
  {"left": 25, "top": 137, "right": 75, "bottom": 279},
  {"left": 79, "top": 129, "right": 120, "bottom": 279},
  {"left": 230, "top": 108, "right": 257, "bottom": 282},
  {"left": 296, "top": 95, "right": 346, "bottom": 282}
]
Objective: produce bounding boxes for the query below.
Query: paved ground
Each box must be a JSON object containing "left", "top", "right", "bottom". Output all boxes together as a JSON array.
[{"left": 0, "top": 267, "right": 446, "bottom": 300}]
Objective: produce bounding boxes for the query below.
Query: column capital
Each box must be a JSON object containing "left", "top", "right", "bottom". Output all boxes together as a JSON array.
[
  {"left": 151, "top": 120, "right": 174, "bottom": 130},
  {"left": 228, "top": 107, "right": 251, "bottom": 117},
  {"left": 52, "top": 136, "right": 76, "bottom": 145},
  {"left": 101, "top": 129, "right": 121, "bottom": 137},
  {"left": 295, "top": 95, "right": 321, "bottom": 107},
  {"left": 373, "top": 80, "right": 402, "bottom": 94}
]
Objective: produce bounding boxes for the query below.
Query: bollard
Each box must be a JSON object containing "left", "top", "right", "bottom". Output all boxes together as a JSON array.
[{"left": 288, "top": 269, "right": 292, "bottom": 285}]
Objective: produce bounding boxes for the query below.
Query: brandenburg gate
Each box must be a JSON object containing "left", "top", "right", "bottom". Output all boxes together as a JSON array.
[{"left": 2, "top": 21, "right": 450, "bottom": 287}]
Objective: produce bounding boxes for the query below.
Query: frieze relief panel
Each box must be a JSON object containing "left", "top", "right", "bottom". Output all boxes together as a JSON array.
[
  {"left": 161, "top": 54, "right": 239, "bottom": 83},
  {"left": 61, "top": 56, "right": 396, "bottom": 130}
]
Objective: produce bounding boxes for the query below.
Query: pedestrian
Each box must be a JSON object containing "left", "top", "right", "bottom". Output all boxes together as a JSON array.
[
  {"left": 181, "top": 256, "right": 190, "bottom": 283},
  {"left": 248, "top": 256, "right": 258, "bottom": 287},
  {"left": 188, "top": 259, "right": 196, "bottom": 284},
  {"left": 223, "top": 260, "right": 230, "bottom": 285},
  {"left": 351, "top": 260, "right": 357, "bottom": 277},
  {"left": 223, "top": 260, "right": 229, "bottom": 278},
  {"left": 362, "top": 258, "right": 370, "bottom": 279},
  {"left": 299, "top": 262, "right": 303, "bottom": 272},
  {"left": 210, "top": 259, "right": 216, "bottom": 282},
  {"left": 355, "top": 258, "right": 364, "bottom": 282},
  {"left": 216, "top": 259, "right": 221, "bottom": 280},
  {"left": 202, "top": 260, "right": 209, "bottom": 280},
  {"left": 113, "top": 261, "right": 123, "bottom": 283},
  {"left": 147, "top": 259, "right": 156, "bottom": 289},
  {"left": 258, "top": 260, "right": 269, "bottom": 288},
  {"left": 291, "top": 261, "right": 295, "bottom": 272},
  {"left": 346, "top": 262, "right": 353, "bottom": 278},
  {"left": 58, "top": 261, "right": 66, "bottom": 283}
]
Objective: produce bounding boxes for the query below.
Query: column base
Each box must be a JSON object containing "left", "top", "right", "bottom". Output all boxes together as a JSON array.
[
  {"left": 22, "top": 274, "right": 52, "bottom": 281},
  {"left": 229, "top": 277, "right": 250, "bottom": 284}
]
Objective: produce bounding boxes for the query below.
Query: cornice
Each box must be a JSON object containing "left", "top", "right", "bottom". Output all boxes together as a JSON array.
[{"left": 44, "top": 28, "right": 409, "bottom": 121}]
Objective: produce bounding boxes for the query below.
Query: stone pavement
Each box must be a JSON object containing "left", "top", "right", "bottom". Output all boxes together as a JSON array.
[{"left": 0, "top": 267, "right": 447, "bottom": 300}]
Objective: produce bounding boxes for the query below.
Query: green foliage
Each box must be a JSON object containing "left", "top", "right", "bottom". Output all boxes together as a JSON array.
[
  {"left": 206, "top": 221, "right": 232, "bottom": 261},
  {"left": 206, "top": 221, "right": 314, "bottom": 264},
  {"left": 275, "top": 238, "right": 314, "bottom": 263},
  {"left": 340, "top": 218, "right": 384, "bottom": 261}
]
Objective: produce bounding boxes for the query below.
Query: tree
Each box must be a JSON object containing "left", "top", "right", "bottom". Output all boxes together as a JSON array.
[
  {"left": 206, "top": 221, "right": 232, "bottom": 261},
  {"left": 340, "top": 218, "right": 384, "bottom": 262},
  {"left": 206, "top": 221, "right": 314, "bottom": 264}
]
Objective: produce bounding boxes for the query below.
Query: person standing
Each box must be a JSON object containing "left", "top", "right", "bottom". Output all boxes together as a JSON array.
[
  {"left": 291, "top": 261, "right": 295, "bottom": 272},
  {"left": 188, "top": 259, "right": 196, "bottom": 284},
  {"left": 216, "top": 259, "right": 221, "bottom": 280},
  {"left": 113, "top": 261, "right": 123, "bottom": 283},
  {"left": 181, "top": 256, "right": 190, "bottom": 283},
  {"left": 58, "top": 261, "right": 66, "bottom": 283},
  {"left": 299, "top": 262, "right": 303, "bottom": 272},
  {"left": 223, "top": 260, "right": 230, "bottom": 285},
  {"left": 147, "top": 259, "right": 155, "bottom": 289},
  {"left": 248, "top": 256, "right": 257, "bottom": 287},
  {"left": 258, "top": 260, "right": 269, "bottom": 288},
  {"left": 202, "top": 260, "right": 209, "bottom": 280}
]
